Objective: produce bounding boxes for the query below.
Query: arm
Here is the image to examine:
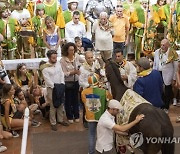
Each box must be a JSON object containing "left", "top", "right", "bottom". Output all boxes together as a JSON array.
[
  {"left": 59, "top": 62, "right": 65, "bottom": 84},
  {"left": 91, "top": 22, "right": 96, "bottom": 42},
  {"left": 55, "top": 27, "right": 61, "bottom": 50},
  {"left": 43, "top": 30, "right": 51, "bottom": 49},
  {"left": 112, "top": 114, "right": 144, "bottom": 132},
  {"left": 125, "top": 18, "right": 130, "bottom": 46},
  {"left": 153, "top": 50, "right": 159, "bottom": 70},
  {"left": 4, "top": 101, "right": 11, "bottom": 130}
]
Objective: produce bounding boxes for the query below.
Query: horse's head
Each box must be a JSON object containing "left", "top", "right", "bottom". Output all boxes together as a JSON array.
[{"left": 105, "top": 59, "right": 128, "bottom": 100}]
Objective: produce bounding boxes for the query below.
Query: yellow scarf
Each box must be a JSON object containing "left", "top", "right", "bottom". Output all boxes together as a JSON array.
[
  {"left": 138, "top": 68, "right": 152, "bottom": 77},
  {"left": 166, "top": 48, "right": 179, "bottom": 64},
  {"left": 83, "top": 62, "right": 95, "bottom": 73}
]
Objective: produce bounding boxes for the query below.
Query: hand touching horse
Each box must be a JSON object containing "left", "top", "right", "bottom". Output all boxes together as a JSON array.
[{"left": 105, "top": 60, "right": 174, "bottom": 154}]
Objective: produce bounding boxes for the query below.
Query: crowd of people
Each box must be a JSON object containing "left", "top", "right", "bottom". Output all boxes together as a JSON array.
[{"left": 0, "top": 0, "right": 179, "bottom": 153}]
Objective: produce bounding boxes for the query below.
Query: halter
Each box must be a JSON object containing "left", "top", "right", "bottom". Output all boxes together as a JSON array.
[{"left": 108, "top": 60, "right": 124, "bottom": 85}]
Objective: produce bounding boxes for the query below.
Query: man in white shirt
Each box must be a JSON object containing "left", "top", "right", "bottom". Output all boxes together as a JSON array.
[
  {"left": 65, "top": 10, "right": 86, "bottom": 43},
  {"left": 153, "top": 39, "right": 178, "bottom": 111},
  {"left": 42, "top": 50, "right": 68, "bottom": 131},
  {"left": 79, "top": 51, "right": 101, "bottom": 88},
  {"left": 96, "top": 99, "right": 144, "bottom": 154},
  {"left": 79, "top": 51, "right": 100, "bottom": 128}
]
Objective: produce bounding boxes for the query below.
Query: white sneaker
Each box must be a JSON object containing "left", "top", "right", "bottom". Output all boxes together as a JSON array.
[
  {"left": 68, "top": 120, "right": 74, "bottom": 124},
  {"left": 173, "top": 98, "right": 177, "bottom": 106},
  {"left": 0, "top": 145, "right": 7, "bottom": 153}
]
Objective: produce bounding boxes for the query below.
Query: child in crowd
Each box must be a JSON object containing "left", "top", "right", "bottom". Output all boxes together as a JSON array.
[
  {"left": 74, "top": 37, "right": 85, "bottom": 55},
  {"left": 14, "top": 87, "right": 41, "bottom": 127}
]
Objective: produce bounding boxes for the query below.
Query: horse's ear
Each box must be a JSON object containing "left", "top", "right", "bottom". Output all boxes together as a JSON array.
[
  {"left": 104, "top": 58, "right": 112, "bottom": 64},
  {"left": 105, "top": 58, "right": 112, "bottom": 67}
]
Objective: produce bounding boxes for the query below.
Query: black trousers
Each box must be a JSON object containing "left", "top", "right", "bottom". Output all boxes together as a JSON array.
[
  {"left": 65, "top": 81, "right": 80, "bottom": 120},
  {"left": 159, "top": 71, "right": 173, "bottom": 109},
  {"left": 163, "top": 85, "right": 173, "bottom": 109}
]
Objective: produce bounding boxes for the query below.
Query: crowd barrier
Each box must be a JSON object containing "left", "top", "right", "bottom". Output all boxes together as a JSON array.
[
  {"left": 2, "top": 51, "right": 180, "bottom": 71},
  {"left": 2, "top": 57, "right": 61, "bottom": 70}
]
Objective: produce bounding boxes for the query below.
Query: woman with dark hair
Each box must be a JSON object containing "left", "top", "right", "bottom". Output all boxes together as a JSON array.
[
  {"left": 13, "top": 63, "right": 34, "bottom": 105},
  {"left": 60, "top": 42, "right": 83, "bottom": 123},
  {"left": 1, "top": 84, "right": 31, "bottom": 136},
  {"left": 14, "top": 63, "right": 33, "bottom": 91}
]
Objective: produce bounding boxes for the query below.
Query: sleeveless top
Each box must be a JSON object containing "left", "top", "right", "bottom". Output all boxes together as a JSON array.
[
  {"left": 1, "top": 98, "right": 17, "bottom": 118},
  {"left": 46, "top": 26, "right": 59, "bottom": 46}
]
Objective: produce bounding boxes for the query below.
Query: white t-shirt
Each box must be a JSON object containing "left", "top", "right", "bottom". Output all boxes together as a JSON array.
[
  {"left": 96, "top": 110, "right": 116, "bottom": 153},
  {"left": 65, "top": 21, "right": 86, "bottom": 43}
]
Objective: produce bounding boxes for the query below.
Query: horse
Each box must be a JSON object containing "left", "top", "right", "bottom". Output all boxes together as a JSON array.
[{"left": 105, "top": 60, "right": 174, "bottom": 154}]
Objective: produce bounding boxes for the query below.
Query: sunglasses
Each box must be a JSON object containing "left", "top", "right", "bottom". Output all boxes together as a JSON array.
[{"left": 116, "top": 5, "right": 123, "bottom": 8}]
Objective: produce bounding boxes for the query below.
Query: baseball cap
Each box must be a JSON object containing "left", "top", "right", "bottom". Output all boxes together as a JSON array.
[{"left": 108, "top": 99, "right": 122, "bottom": 110}]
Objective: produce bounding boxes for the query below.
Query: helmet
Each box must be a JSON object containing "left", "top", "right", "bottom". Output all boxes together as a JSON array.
[
  {"left": 67, "top": 0, "right": 79, "bottom": 4},
  {"left": 88, "top": 73, "right": 100, "bottom": 86},
  {"left": 36, "top": 3, "right": 45, "bottom": 10}
]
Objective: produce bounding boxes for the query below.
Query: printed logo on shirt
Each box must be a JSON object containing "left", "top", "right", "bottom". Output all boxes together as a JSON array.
[{"left": 85, "top": 94, "right": 101, "bottom": 113}]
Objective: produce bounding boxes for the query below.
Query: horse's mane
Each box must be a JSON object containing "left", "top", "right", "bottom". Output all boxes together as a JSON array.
[
  {"left": 108, "top": 60, "right": 125, "bottom": 86},
  {"left": 105, "top": 60, "right": 128, "bottom": 100}
]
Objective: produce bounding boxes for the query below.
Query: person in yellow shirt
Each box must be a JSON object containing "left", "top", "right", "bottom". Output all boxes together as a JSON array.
[{"left": 109, "top": 5, "right": 130, "bottom": 57}]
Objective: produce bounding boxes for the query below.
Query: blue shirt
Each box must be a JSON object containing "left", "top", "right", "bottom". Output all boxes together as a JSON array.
[
  {"left": 133, "top": 70, "right": 164, "bottom": 108},
  {"left": 59, "top": 0, "right": 68, "bottom": 10}
]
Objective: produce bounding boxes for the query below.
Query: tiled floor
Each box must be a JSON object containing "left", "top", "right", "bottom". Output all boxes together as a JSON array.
[{"left": 1, "top": 105, "right": 180, "bottom": 154}]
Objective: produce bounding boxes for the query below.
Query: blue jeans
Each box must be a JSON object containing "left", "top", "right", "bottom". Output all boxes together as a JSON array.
[{"left": 88, "top": 122, "right": 98, "bottom": 154}]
